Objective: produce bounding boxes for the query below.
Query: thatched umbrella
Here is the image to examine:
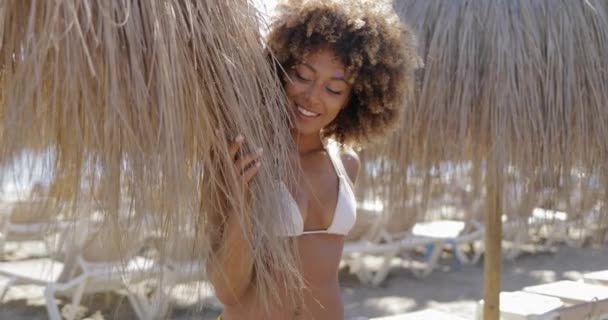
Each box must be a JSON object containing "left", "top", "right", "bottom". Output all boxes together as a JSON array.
[
  {"left": 357, "top": 1, "right": 608, "bottom": 318},
  {"left": 0, "top": 0, "right": 303, "bottom": 307}
]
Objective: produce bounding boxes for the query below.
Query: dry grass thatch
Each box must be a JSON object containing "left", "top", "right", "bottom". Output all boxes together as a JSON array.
[
  {"left": 0, "top": 0, "right": 303, "bottom": 308},
  {"left": 355, "top": 0, "right": 608, "bottom": 237}
]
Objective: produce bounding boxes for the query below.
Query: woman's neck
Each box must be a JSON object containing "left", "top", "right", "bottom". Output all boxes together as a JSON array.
[{"left": 291, "top": 130, "right": 324, "bottom": 155}]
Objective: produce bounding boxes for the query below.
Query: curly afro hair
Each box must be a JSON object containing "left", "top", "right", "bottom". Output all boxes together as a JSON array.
[{"left": 267, "top": 0, "right": 420, "bottom": 145}]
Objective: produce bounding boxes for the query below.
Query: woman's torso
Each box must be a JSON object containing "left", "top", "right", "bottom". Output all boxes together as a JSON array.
[
  {"left": 221, "top": 234, "right": 345, "bottom": 320},
  {"left": 222, "top": 146, "right": 354, "bottom": 319}
]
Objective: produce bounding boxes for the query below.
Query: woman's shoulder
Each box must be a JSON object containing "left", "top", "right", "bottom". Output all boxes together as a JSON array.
[
  {"left": 326, "top": 139, "right": 360, "bottom": 184},
  {"left": 339, "top": 147, "right": 360, "bottom": 184}
]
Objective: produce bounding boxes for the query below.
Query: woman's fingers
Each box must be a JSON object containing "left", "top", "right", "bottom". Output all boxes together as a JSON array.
[
  {"left": 227, "top": 134, "right": 263, "bottom": 185},
  {"left": 241, "top": 161, "right": 262, "bottom": 184},
  {"left": 229, "top": 135, "right": 244, "bottom": 159},
  {"left": 235, "top": 148, "right": 263, "bottom": 172}
]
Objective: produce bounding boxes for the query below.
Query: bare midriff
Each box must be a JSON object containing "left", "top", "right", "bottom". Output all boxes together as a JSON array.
[{"left": 221, "top": 234, "right": 345, "bottom": 320}]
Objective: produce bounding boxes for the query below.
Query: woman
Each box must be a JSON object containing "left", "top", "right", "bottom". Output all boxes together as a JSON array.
[{"left": 208, "top": 0, "right": 418, "bottom": 319}]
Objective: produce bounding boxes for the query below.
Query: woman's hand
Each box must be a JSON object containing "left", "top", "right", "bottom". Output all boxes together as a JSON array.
[
  {"left": 208, "top": 134, "right": 262, "bottom": 305},
  {"left": 229, "top": 134, "right": 263, "bottom": 185}
]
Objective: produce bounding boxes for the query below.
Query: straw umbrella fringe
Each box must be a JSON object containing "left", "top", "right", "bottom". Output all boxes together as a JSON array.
[
  {"left": 356, "top": 0, "right": 608, "bottom": 226},
  {"left": 0, "top": 0, "right": 302, "bottom": 307},
  {"left": 391, "top": 0, "right": 608, "bottom": 165},
  {"left": 355, "top": 1, "right": 608, "bottom": 318}
]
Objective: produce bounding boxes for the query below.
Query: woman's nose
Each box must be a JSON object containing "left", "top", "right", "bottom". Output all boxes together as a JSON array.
[{"left": 304, "top": 82, "right": 322, "bottom": 107}]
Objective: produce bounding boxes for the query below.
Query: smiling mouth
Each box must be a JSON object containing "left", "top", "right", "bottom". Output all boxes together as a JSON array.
[{"left": 295, "top": 103, "right": 321, "bottom": 118}]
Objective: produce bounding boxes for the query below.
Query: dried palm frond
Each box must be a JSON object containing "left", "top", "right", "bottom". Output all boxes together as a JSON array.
[
  {"left": 0, "top": 0, "right": 302, "bottom": 308},
  {"left": 355, "top": 0, "right": 608, "bottom": 236}
]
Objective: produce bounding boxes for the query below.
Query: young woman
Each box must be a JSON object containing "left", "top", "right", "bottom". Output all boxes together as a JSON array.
[{"left": 209, "top": 0, "right": 418, "bottom": 319}]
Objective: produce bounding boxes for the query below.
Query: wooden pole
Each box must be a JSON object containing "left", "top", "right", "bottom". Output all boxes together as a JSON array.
[{"left": 483, "top": 155, "right": 503, "bottom": 320}]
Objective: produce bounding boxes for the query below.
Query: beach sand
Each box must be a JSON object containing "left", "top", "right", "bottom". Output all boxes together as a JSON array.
[{"left": 0, "top": 241, "right": 607, "bottom": 319}]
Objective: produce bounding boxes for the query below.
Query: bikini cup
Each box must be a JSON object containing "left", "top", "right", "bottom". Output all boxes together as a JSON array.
[{"left": 277, "top": 140, "right": 356, "bottom": 237}]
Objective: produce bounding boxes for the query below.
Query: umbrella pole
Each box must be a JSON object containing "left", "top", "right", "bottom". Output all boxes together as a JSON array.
[{"left": 483, "top": 157, "right": 503, "bottom": 320}]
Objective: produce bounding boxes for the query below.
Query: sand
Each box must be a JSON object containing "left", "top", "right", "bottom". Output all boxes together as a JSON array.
[{"left": 0, "top": 240, "right": 607, "bottom": 320}]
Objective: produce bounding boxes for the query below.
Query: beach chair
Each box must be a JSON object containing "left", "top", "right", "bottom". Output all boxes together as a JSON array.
[
  {"left": 550, "top": 303, "right": 608, "bottom": 320},
  {"left": 146, "top": 258, "right": 218, "bottom": 318},
  {"left": 583, "top": 270, "right": 608, "bottom": 286},
  {"left": 523, "top": 280, "right": 608, "bottom": 305},
  {"left": 342, "top": 218, "right": 484, "bottom": 285},
  {"left": 527, "top": 208, "right": 588, "bottom": 248},
  {"left": 0, "top": 200, "right": 72, "bottom": 259},
  {"left": 522, "top": 281, "right": 608, "bottom": 319},
  {"left": 477, "top": 282, "right": 608, "bottom": 319},
  {"left": 0, "top": 257, "right": 65, "bottom": 301},
  {"left": 501, "top": 174, "right": 603, "bottom": 259},
  {"left": 0, "top": 254, "right": 157, "bottom": 320},
  {"left": 370, "top": 309, "right": 466, "bottom": 319},
  {"left": 476, "top": 291, "right": 565, "bottom": 320},
  {"left": 342, "top": 234, "right": 442, "bottom": 285},
  {"left": 0, "top": 221, "right": 158, "bottom": 320},
  {"left": 141, "top": 235, "right": 213, "bottom": 318},
  {"left": 383, "top": 219, "right": 484, "bottom": 279},
  {"left": 411, "top": 219, "right": 485, "bottom": 266},
  {"left": 478, "top": 290, "right": 608, "bottom": 320},
  {"left": 501, "top": 209, "right": 568, "bottom": 261}
]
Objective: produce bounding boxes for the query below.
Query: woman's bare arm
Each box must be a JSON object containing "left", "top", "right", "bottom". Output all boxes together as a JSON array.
[
  {"left": 207, "top": 135, "right": 263, "bottom": 306},
  {"left": 207, "top": 209, "right": 255, "bottom": 305}
]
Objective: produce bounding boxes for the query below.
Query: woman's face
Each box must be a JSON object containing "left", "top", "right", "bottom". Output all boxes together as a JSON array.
[{"left": 284, "top": 48, "right": 353, "bottom": 136}]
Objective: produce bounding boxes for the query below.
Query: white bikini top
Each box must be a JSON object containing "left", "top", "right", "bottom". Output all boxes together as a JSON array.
[{"left": 278, "top": 140, "right": 357, "bottom": 237}]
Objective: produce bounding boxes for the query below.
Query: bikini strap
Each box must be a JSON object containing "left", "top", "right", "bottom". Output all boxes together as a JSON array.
[{"left": 325, "top": 139, "right": 354, "bottom": 189}]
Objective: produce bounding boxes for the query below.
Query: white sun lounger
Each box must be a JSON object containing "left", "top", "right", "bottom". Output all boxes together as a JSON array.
[
  {"left": 0, "top": 254, "right": 158, "bottom": 320},
  {"left": 523, "top": 280, "right": 608, "bottom": 305},
  {"left": 0, "top": 200, "right": 74, "bottom": 259},
  {"left": 139, "top": 234, "right": 218, "bottom": 318},
  {"left": 503, "top": 207, "right": 601, "bottom": 260},
  {"left": 502, "top": 212, "right": 562, "bottom": 261},
  {"left": 477, "top": 282, "right": 608, "bottom": 320},
  {"left": 343, "top": 235, "right": 443, "bottom": 285},
  {"left": 342, "top": 219, "right": 484, "bottom": 286},
  {"left": 411, "top": 219, "right": 485, "bottom": 266},
  {"left": 143, "top": 258, "right": 208, "bottom": 318},
  {"left": 0, "top": 258, "right": 66, "bottom": 301},
  {"left": 583, "top": 270, "right": 608, "bottom": 286},
  {"left": 370, "top": 309, "right": 466, "bottom": 319},
  {"left": 0, "top": 219, "right": 159, "bottom": 320},
  {"left": 523, "top": 281, "right": 608, "bottom": 319},
  {"left": 0, "top": 254, "right": 157, "bottom": 320},
  {"left": 476, "top": 291, "right": 565, "bottom": 320}
]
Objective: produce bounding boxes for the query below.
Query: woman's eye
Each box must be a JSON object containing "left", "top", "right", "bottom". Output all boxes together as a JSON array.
[
  {"left": 295, "top": 72, "right": 310, "bottom": 81},
  {"left": 327, "top": 88, "right": 342, "bottom": 95}
]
